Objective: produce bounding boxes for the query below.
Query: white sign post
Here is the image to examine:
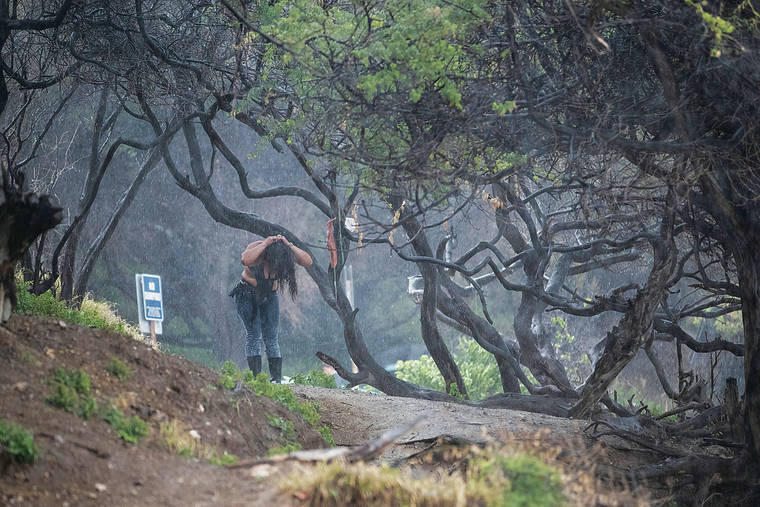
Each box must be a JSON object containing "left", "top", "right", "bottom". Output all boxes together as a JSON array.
[{"left": 135, "top": 274, "right": 164, "bottom": 345}]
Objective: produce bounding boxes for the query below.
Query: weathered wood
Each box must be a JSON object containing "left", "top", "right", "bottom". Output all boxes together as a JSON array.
[
  {"left": 0, "top": 189, "right": 62, "bottom": 321},
  {"left": 227, "top": 415, "right": 426, "bottom": 469}
]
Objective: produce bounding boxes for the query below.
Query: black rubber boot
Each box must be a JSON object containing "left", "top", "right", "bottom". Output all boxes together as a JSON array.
[
  {"left": 268, "top": 357, "right": 282, "bottom": 383},
  {"left": 247, "top": 355, "right": 262, "bottom": 375}
]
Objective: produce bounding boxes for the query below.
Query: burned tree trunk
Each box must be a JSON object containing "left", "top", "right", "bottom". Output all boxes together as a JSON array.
[{"left": 0, "top": 189, "right": 62, "bottom": 321}]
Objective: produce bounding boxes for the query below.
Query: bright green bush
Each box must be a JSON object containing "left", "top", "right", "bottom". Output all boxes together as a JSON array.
[
  {"left": 468, "top": 452, "right": 566, "bottom": 506},
  {"left": 291, "top": 369, "right": 338, "bottom": 389},
  {"left": 46, "top": 368, "right": 98, "bottom": 419},
  {"left": 102, "top": 407, "right": 149, "bottom": 444},
  {"left": 0, "top": 419, "right": 39, "bottom": 464},
  {"left": 394, "top": 337, "right": 501, "bottom": 399}
]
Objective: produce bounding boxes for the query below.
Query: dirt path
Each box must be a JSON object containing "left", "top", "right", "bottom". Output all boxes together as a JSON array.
[{"left": 291, "top": 385, "right": 591, "bottom": 465}]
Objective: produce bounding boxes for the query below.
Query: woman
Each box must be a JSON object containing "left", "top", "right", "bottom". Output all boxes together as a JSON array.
[{"left": 230, "top": 234, "right": 312, "bottom": 382}]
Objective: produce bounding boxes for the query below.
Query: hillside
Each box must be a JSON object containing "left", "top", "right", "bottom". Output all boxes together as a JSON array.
[
  {"left": 0, "top": 315, "right": 325, "bottom": 506},
  {"left": 1, "top": 314, "right": 658, "bottom": 506}
]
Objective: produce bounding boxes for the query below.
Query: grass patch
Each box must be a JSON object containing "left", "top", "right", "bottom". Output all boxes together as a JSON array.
[
  {"left": 46, "top": 368, "right": 98, "bottom": 419},
  {"left": 219, "top": 361, "right": 335, "bottom": 447},
  {"left": 280, "top": 461, "right": 470, "bottom": 505},
  {"left": 160, "top": 419, "right": 238, "bottom": 465},
  {"left": 291, "top": 369, "right": 338, "bottom": 389},
  {"left": 106, "top": 357, "right": 132, "bottom": 381},
  {"left": 0, "top": 419, "right": 39, "bottom": 464},
  {"left": 468, "top": 452, "right": 566, "bottom": 506},
  {"left": 280, "top": 448, "right": 567, "bottom": 506},
  {"left": 102, "top": 407, "right": 149, "bottom": 444},
  {"left": 15, "top": 278, "right": 141, "bottom": 340},
  {"left": 267, "top": 414, "right": 302, "bottom": 455}
]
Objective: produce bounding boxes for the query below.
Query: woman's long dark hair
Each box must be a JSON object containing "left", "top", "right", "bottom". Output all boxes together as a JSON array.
[{"left": 262, "top": 241, "right": 297, "bottom": 300}]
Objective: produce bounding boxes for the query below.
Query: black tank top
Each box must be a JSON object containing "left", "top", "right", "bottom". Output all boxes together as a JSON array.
[{"left": 249, "top": 265, "right": 276, "bottom": 293}]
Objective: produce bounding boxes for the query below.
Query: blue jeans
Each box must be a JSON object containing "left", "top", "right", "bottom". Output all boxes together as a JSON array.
[{"left": 234, "top": 287, "right": 280, "bottom": 358}]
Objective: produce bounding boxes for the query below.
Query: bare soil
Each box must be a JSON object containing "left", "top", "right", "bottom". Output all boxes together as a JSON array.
[{"left": 1, "top": 314, "right": 655, "bottom": 506}]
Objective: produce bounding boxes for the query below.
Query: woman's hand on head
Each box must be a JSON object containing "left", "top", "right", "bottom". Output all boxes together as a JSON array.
[{"left": 275, "top": 234, "right": 291, "bottom": 247}]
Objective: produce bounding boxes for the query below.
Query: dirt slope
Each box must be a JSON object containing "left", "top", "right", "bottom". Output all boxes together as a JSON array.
[
  {"left": 0, "top": 315, "right": 322, "bottom": 506},
  {"left": 1, "top": 314, "right": 651, "bottom": 506}
]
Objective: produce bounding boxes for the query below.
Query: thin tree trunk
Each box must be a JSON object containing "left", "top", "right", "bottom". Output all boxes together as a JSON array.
[
  {"left": 73, "top": 145, "right": 164, "bottom": 298},
  {"left": 400, "top": 214, "right": 467, "bottom": 397},
  {"left": 570, "top": 189, "right": 677, "bottom": 418}
]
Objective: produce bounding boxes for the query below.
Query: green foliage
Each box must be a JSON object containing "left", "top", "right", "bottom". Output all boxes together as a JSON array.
[
  {"left": 268, "top": 414, "right": 296, "bottom": 441},
  {"left": 279, "top": 449, "right": 566, "bottom": 505},
  {"left": 15, "top": 279, "right": 140, "bottom": 338},
  {"left": 101, "top": 407, "right": 149, "bottom": 444},
  {"left": 396, "top": 354, "right": 445, "bottom": 392},
  {"left": 394, "top": 337, "right": 501, "bottom": 399},
  {"left": 246, "top": 372, "right": 322, "bottom": 426},
  {"left": 467, "top": 452, "right": 566, "bottom": 506},
  {"left": 268, "top": 442, "right": 303, "bottom": 456},
  {"left": 251, "top": 0, "right": 507, "bottom": 182},
  {"left": 267, "top": 414, "right": 302, "bottom": 455},
  {"left": 0, "top": 419, "right": 39, "bottom": 464},
  {"left": 220, "top": 362, "right": 325, "bottom": 428},
  {"left": 208, "top": 452, "right": 239, "bottom": 466},
  {"left": 319, "top": 425, "right": 335, "bottom": 447},
  {"left": 218, "top": 360, "right": 243, "bottom": 389},
  {"left": 291, "top": 369, "right": 338, "bottom": 389},
  {"left": 106, "top": 357, "right": 132, "bottom": 381},
  {"left": 46, "top": 368, "right": 98, "bottom": 419}
]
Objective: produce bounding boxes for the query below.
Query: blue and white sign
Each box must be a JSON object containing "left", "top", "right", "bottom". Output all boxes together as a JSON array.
[
  {"left": 135, "top": 274, "right": 163, "bottom": 335},
  {"left": 141, "top": 275, "right": 163, "bottom": 321}
]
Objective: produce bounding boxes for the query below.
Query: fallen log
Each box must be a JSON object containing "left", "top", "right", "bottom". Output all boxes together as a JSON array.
[{"left": 227, "top": 415, "right": 426, "bottom": 469}]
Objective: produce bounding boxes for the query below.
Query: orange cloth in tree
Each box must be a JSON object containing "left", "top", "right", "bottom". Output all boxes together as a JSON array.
[{"left": 326, "top": 218, "right": 338, "bottom": 268}]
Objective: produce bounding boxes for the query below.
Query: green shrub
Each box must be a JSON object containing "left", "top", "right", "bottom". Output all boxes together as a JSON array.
[
  {"left": 279, "top": 450, "right": 567, "bottom": 506},
  {"left": 106, "top": 357, "right": 132, "bottom": 381},
  {"left": 221, "top": 363, "right": 325, "bottom": 428},
  {"left": 394, "top": 337, "right": 502, "bottom": 399},
  {"left": 291, "top": 369, "right": 338, "bottom": 389},
  {"left": 102, "top": 407, "right": 149, "bottom": 444},
  {"left": 468, "top": 452, "right": 566, "bottom": 506},
  {"left": 14, "top": 278, "right": 140, "bottom": 339},
  {"left": 0, "top": 419, "right": 39, "bottom": 464},
  {"left": 267, "top": 414, "right": 302, "bottom": 456},
  {"left": 268, "top": 414, "right": 297, "bottom": 440},
  {"left": 218, "top": 360, "right": 243, "bottom": 389},
  {"left": 248, "top": 372, "right": 321, "bottom": 426},
  {"left": 319, "top": 425, "right": 335, "bottom": 447},
  {"left": 46, "top": 368, "right": 98, "bottom": 419}
]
